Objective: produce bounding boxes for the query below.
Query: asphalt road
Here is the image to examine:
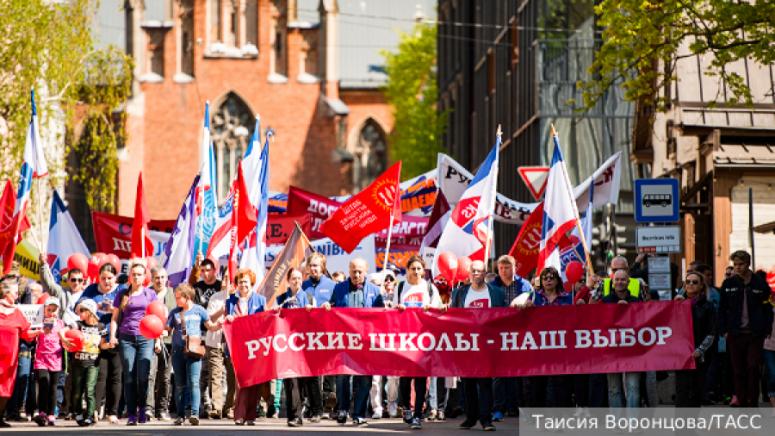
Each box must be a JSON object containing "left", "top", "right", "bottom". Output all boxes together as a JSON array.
[{"left": 1, "top": 416, "right": 520, "bottom": 434}]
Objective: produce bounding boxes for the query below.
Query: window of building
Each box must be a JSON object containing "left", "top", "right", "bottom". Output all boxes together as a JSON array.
[
  {"left": 178, "top": 0, "right": 195, "bottom": 79},
  {"left": 211, "top": 92, "right": 254, "bottom": 199},
  {"left": 268, "top": 0, "right": 288, "bottom": 81},
  {"left": 352, "top": 119, "right": 387, "bottom": 191},
  {"left": 206, "top": 0, "right": 258, "bottom": 57}
]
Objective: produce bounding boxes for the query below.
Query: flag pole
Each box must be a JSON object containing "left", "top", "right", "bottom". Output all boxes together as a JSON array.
[
  {"left": 36, "top": 178, "right": 45, "bottom": 252},
  {"left": 549, "top": 124, "right": 595, "bottom": 279},
  {"left": 483, "top": 125, "right": 502, "bottom": 269},
  {"left": 383, "top": 213, "right": 395, "bottom": 272}
]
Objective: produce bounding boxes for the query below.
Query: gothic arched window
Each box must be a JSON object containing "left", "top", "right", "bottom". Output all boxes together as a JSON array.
[
  {"left": 352, "top": 119, "right": 388, "bottom": 191},
  {"left": 211, "top": 92, "right": 254, "bottom": 200}
]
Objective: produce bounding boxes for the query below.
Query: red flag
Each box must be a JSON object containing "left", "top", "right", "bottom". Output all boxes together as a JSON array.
[
  {"left": 286, "top": 186, "right": 342, "bottom": 239},
  {"left": 0, "top": 180, "right": 31, "bottom": 272},
  {"left": 320, "top": 161, "right": 402, "bottom": 253},
  {"left": 236, "top": 166, "right": 257, "bottom": 245},
  {"left": 508, "top": 203, "right": 543, "bottom": 277},
  {"left": 131, "top": 172, "right": 153, "bottom": 258}
]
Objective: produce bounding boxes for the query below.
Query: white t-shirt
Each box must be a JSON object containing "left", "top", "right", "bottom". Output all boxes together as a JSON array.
[
  {"left": 205, "top": 290, "right": 228, "bottom": 348},
  {"left": 393, "top": 280, "right": 442, "bottom": 308},
  {"left": 464, "top": 286, "right": 491, "bottom": 308}
]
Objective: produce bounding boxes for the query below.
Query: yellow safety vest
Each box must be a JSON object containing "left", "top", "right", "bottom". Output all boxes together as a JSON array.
[{"left": 602, "top": 277, "right": 641, "bottom": 297}]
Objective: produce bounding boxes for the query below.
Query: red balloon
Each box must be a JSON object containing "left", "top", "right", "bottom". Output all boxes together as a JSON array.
[
  {"left": 87, "top": 255, "right": 101, "bottom": 281},
  {"left": 67, "top": 253, "right": 89, "bottom": 275},
  {"left": 565, "top": 261, "right": 585, "bottom": 284},
  {"left": 145, "top": 300, "right": 168, "bottom": 321},
  {"left": 456, "top": 256, "right": 472, "bottom": 282},
  {"left": 436, "top": 252, "right": 458, "bottom": 283},
  {"left": 106, "top": 254, "right": 121, "bottom": 272},
  {"left": 64, "top": 329, "right": 84, "bottom": 352},
  {"left": 139, "top": 315, "right": 165, "bottom": 339}
]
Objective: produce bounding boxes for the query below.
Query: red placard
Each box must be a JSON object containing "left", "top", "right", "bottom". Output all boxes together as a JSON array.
[{"left": 224, "top": 301, "right": 695, "bottom": 387}]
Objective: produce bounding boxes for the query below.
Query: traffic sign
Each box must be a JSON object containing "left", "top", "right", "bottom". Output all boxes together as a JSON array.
[
  {"left": 636, "top": 226, "right": 681, "bottom": 253},
  {"left": 634, "top": 178, "right": 679, "bottom": 223},
  {"left": 517, "top": 166, "right": 549, "bottom": 200}
]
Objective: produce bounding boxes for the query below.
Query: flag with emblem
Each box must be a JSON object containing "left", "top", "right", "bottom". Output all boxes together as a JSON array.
[
  {"left": 536, "top": 128, "right": 581, "bottom": 273},
  {"left": 432, "top": 136, "right": 500, "bottom": 277}
]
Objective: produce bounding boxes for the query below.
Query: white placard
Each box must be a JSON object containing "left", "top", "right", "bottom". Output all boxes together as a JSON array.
[
  {"left": 18, "top": 304, "right": 44, "bottom": 328},
  {"left": 647, "top": 256, "right": 670, "bottom": 273}
]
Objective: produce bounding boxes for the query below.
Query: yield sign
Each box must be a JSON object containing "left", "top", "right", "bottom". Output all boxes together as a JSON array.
[{"left": 518, "top": 166, "right": 549, "bottom": 200}]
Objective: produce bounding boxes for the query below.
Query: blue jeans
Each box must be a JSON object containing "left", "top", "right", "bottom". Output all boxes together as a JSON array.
[
  {"left": 607, "top": 372, "right": 640, "bottom": 408},
  {"left": 8, "top": 351, "right": 33, "bottom": 416},
  {"left": 336, "top": 375, "right": 372, "bottom": 419},
  {"left": 764, "top": 349, "right": 775, "bottom": 398},
  {"left": 119, "top": 334, "right": 154, "bottom": 417},
  {"left": 171, "top": 347, "right": 202, "bottom": 418}
]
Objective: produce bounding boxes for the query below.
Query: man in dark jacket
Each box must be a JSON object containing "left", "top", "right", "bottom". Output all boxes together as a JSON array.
[
  {"left": 322, "top": 258, "right": 384, "bottom": 426},
  {"left": 450, "top": 260, "right": 505, "bottom": 432},
  {"left": 718, "top": 250, "right": 774, "bottom": 407}
]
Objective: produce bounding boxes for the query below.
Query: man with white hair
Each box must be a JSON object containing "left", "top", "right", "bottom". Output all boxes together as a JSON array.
[{"left": 322, "top": 258, "right": 384, "bottom": 426}]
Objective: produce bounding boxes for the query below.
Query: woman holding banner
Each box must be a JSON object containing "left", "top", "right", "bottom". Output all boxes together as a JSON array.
[
  {"left": 275, "top": 267, "right": 321, "bottom": 426},
  {"left": 0, "top": 275, "right": 35, "bottom": 428},
  {"left": 674, "top": 271, "right": 716, "bottom": 407},
  {"left": 110, "top": 260, "right": 157, "bottom": 425},
  {"left": 530, "top": 267, "right": 573, "bottom": 408},
  {"left": 393, "top": 256, "right": 441, "bottom": 430},
  {"left": 219, "top": 269, "right": 270, "bottom": 426}
]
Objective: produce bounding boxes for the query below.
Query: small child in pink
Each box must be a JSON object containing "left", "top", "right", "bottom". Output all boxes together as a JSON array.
[{"left": 31, "top": 297, "right": 66, "bottom": 426}]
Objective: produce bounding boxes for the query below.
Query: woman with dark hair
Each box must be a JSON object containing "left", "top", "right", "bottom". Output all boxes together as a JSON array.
[
  {"left": 0, "top": 275, "right": 36, "bottom": 428},
  {"left": 393, "top": 256, "right": 441, "bottom": 429},
  {"left": 526, "top": 267, "right": 573, "bottom": 407},
  {"left": 675, "top": 271, "right": 716, "bottom": 407},
  {"left": 110, "top": 260, "right": 157, "bottom": 425},
  {"left": 212, "top": 269, "right": 268, "bottom": 425},
  {"left": 76, "top": 262, "right": 122, "bottom": 424}
]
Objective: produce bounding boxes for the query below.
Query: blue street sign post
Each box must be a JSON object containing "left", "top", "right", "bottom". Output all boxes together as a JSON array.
[{"left": 634, "top": 179, "right": 680, "bottom": 223}]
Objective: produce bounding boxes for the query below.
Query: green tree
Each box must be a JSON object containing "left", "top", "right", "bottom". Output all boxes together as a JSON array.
[
  {"left": 383, "top": 24, "right": 446, "bottom": 179},
  {"left": 583, "top": 0, "right": 775, "bottom": 109},
  {"left": 0, "top": 0, "right": 131, "bottom": 212}
]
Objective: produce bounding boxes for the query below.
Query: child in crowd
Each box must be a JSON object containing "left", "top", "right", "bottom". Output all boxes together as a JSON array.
[
  {"left": 69, "top": 299, "right": 108, "bottom": 426},
  {"left": 31, "top": 298, "right": 66, "bottom": 426}
]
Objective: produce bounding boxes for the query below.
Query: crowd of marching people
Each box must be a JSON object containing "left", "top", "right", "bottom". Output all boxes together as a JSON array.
[{"left": 0, "top": 248, "right": 773, "bottom": 430}]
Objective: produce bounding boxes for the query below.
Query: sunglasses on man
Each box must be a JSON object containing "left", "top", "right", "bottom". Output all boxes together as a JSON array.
[{"left": 69, "top": 277, "right": 84, "bottom": 283}]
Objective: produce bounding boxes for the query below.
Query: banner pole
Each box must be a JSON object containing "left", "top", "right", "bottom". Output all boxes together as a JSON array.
[{"left": 383, "top": 213, "right": 395, "bottom": 272}]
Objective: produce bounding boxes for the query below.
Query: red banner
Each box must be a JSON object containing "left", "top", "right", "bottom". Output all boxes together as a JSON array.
[
  {"left": 265, "top": 214, "right": 311, "bottom": 246},
  {"left": 286, "top": 186, "right": 341, "bottom": 239},
  {"left": 92, "top": 212, "right": 176, "bottom": 259},
  {"left": 321, "top": 162, "right": 402, "bottom": 253},
  {"left": 223, "top": 301, "right": 695, "bottom": 387}
]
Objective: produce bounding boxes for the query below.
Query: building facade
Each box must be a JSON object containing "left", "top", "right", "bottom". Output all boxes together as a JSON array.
[
  {"left": 437, "top": 0, "right": 636, "bottom": 265},
  {"left": 631, "top": 38, "right": 775, "bottom": 284},
  {"left": 76, "top": 0, "right": 434, "bottom": 224}
]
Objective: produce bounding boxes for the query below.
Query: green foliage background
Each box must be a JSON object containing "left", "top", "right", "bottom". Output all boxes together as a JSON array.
[
  {"left": 383, "top": 24, "right": 447, "bottom": 180},
  {"left": 584, "top": 0, "right": 775, "bottom": 110},
  {"left": 0, "top": 0, "right": 132, "bottom": 213}
]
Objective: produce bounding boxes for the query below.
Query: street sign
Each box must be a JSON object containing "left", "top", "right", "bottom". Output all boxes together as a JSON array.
[
  {"left": 634, "top": 178, "right": 679, "bottom": 223},
  {"left": 636, "top": 226, "right": 681, "bottom": 253},
  {"left": 518, "top": 166, "right": 549, "bottom": 200}
]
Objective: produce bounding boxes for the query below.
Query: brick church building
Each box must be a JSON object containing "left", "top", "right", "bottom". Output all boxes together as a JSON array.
[{"left": 97, "top": 0, "right": 434, "bottom": 220}]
